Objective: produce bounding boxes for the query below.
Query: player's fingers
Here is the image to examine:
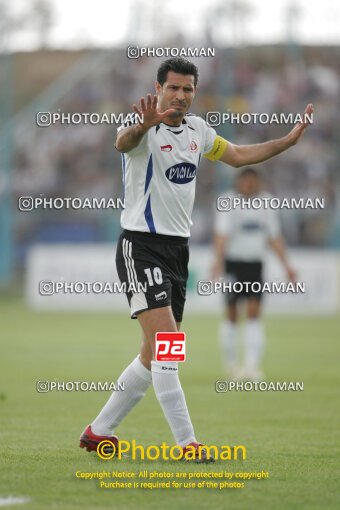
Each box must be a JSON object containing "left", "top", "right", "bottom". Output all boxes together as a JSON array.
[
  {"left": 292, "top": 122, "right": 305, "bottom": 135},
  {"left": 132, "top": 104, "right": 142, "bottom": 116},
  {"left": 288, "top": 123, "right": 304, "bottom": 145},
  {"left": 140, "top": 97, "right": 146, "bottom": 111},
  {"left": 302, "top": 103, "right": 313, "bottom": 125},
  {"left": 152, "top": 95, "right": 158, "bottom": 108},
  {"left": 296, "top": 103, "right": 313, "bottom": 128},
  {"left": 146, "top": 93, "right": 152, "bottom": 108},
  {"left": 304, "top": 103, "right": 313, "bottom": 115}
]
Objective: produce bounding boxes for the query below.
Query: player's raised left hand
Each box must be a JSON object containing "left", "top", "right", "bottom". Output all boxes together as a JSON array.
[{"left": 287, "top": 103, "right": 313, "bottom": 146}]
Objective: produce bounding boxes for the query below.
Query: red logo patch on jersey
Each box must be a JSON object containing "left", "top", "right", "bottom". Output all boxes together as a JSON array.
[
  {"left": 190, "top": 141, "right": 198, "bottom": 153},
  {"left": 161, "top": 144, "right": 173, "bottom": 152}
]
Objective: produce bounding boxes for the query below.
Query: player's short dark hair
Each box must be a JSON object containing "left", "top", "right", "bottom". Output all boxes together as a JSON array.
[
  {"left": 238, "top": 167, "right": 260, "bottom": 179},
  {"left": 157, "top": 58, "right": 199, "bottom": 87}
]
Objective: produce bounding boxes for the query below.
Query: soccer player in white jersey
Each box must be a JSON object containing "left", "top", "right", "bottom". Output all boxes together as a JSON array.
[
  {"left": 212, "top": 167, "right": 296, "bottom": 381},
  {"left": 80, "top": 58, "right": 313, "bottom": 462}
]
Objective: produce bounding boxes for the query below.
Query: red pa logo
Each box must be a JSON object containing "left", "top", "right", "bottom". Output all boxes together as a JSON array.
[{"left": 155, "top": 332, "right": 186, "bottom": 362}]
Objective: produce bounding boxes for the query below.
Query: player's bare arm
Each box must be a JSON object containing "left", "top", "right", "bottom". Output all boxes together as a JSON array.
[
  {"left": 115, "top": 93, "right": 175, "bottom": 153},
  {"left": 217, "top": 103, "right": 313, "bottom": 168},
  {"left": 211, "top": 233, "right": 228, "bottom": 280},
  {"left": 268, "top": 236, "right": 297, "bottom": 283}
]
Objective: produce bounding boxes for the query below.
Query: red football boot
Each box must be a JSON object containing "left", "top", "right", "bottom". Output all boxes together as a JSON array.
[
  {"left": 79, "top": 425, "right": 119, "bottom": 454},
  {"left": 181, "top": 442, "right": 215, "bottom": 463}
]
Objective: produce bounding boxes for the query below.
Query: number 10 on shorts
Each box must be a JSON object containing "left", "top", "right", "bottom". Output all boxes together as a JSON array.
[{"left": 155, "top": 332, "right": 186, "bottom": 362}]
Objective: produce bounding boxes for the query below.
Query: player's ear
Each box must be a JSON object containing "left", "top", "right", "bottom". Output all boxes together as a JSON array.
[{"left": 155, "top": 81, "right": 161, "bottom": 95}]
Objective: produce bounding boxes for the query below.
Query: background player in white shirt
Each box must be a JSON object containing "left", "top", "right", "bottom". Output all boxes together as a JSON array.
[
  {"left": 80, "top": 58, "right": 312, "bottom": 461},
  {"left": 212, "top": 167, "right": 296, "bottom": 380}
]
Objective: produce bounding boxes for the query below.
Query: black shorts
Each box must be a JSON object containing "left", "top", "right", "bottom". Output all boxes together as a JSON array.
[
  {"left": 116, "top": 230, "right": 189, "bottom": 322},
  {"left": 225, "top": 259, "right": 263, "bottom": 305}
]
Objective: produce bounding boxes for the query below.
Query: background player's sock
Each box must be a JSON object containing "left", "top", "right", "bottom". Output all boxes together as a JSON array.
[
  {"left": 91, "top": 355, "right": 152, "bottom": 436},
  {"left": 219, "top": 319, "right": 237, "bottom": 373},
  {"left": 244, "top": 318, "right": 264, "bottom": 378},
  {"left": 151, "top": 361, "right": 196, "bottom": 447}
]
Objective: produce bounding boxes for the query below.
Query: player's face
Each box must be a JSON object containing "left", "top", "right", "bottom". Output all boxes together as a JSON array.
[
  {"left": 237, "top": 175, "right": 261, "bottom": 196},
  {"left": 156, "top": 71, "right": 196, "bottom": 121}
]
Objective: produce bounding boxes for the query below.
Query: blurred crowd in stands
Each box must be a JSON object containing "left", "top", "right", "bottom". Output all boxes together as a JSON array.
[{"left": 12, "top": 46, "right": 340, "bottom": 264}]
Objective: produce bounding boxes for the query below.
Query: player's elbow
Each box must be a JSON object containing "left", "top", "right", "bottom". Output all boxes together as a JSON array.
[
  {"left": 115, "top": 137, "right": 125, "bottom": 153},
  {"left": 230, "top": 160, "right": 243, "bottom": 168},
  {"left": 227, "top": 157, "right": 243, "bottom": 168},
  {"left": 222, "top": 145, "right": 244, "bottom": 168},
  {"left": 220, "top": 155, "right": 241, "bottom": 168}
]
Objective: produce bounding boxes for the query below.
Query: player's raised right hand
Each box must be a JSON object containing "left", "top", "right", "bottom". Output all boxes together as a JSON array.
[{"left": 132, "top": 94, "right": 176, "bottom": 130}]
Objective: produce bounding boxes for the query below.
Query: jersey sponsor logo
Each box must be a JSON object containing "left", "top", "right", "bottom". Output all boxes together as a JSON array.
[
  {"left": 165, "top": 163, "right": 197, "bottom": 184},
  {"left": 160, "top": 144, "right": 173, "bottom": 152},
  {"left": 242, "top": 222, "right": 264, "bottom": 231},
  {"left": 155, "top": 332, "right": 186, "bottom": 362},
  {"left": 190, "top": 140, "right": 198, "bottom": 152}
]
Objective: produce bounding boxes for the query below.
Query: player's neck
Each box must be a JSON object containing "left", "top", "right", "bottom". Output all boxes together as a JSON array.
[
  {"left": 161, "top": 114, "right": 184, "bottom": 127},
  {"left": 162, "top": 120, "right": 183, "bottom": 127}
]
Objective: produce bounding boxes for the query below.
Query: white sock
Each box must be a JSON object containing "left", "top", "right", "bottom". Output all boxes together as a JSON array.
[
  {"left": 151, "top": 361, "right": 196, "bottom": 447},
  {"left": 91, "top": 355, "right": 152, "bottom": 436},
  {"left": 244, "top": 319, "right": 265, "bottom": 372},
  {"left": 219, "top": 320, "right": 237, "bottom": 369}
]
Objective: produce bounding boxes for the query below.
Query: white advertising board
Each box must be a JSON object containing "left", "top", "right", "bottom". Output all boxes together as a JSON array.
[{"left": 26, "top": 244, "right": 340, "bottom": 315}]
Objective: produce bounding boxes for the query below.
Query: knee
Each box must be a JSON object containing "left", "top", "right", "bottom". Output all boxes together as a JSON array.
[
  {"left": 227, "top": 306, "right": 237, "bottom": 322},
  {"left": 247, "top": 301, "right": 261, "bottom": 319},
  {"left": 140, "top": 343, "right": 153, "bottom": 370},
  {"left": 247, "top": 307, "right": 261, "bottom": 319}
]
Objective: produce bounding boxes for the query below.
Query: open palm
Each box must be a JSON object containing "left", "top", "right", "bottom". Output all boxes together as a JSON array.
[{"left": 132, "top": 93, "right": 176, "bottom": 130}]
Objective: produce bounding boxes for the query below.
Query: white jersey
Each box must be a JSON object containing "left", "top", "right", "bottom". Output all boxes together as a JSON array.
[
  {"left": 117, "top": 114, "right": 217, "bottom": 237},
  {"left": 214, "top": 190, "right": 281, "bottom": 262}
]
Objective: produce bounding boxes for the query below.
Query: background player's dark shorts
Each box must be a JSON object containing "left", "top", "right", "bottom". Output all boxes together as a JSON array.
[
  {"left": 224, "top": 259, "right": 263, "bottom": 305},
  {"left": 116, "top": 230, "right": 189, "bottom": 322}
]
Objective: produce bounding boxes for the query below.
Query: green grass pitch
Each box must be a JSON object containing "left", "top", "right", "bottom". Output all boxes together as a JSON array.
[{"left": 0, "top": 300, "right": 339, "bottom": 510}]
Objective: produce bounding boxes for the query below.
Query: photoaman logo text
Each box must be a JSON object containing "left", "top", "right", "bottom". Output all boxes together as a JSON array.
[{"left": 96, "top": 439, "right": 246, "bottom": 461}]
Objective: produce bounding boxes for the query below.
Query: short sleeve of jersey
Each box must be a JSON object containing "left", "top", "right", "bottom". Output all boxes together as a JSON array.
[
  {"left": 201, "top": 119, "right": 218, "bottom": 154},
  {"left": 266, "top": 207, "right": 281, "bottom": 239},
  {"left": 214, "top": 190, "right": 234, "bottom": 236},
  {"left": 258, "top": 192, "right": 280, "bottom": 238},
  {"left": 116, "top": 113, "right": 147, "bottom": 155}
]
